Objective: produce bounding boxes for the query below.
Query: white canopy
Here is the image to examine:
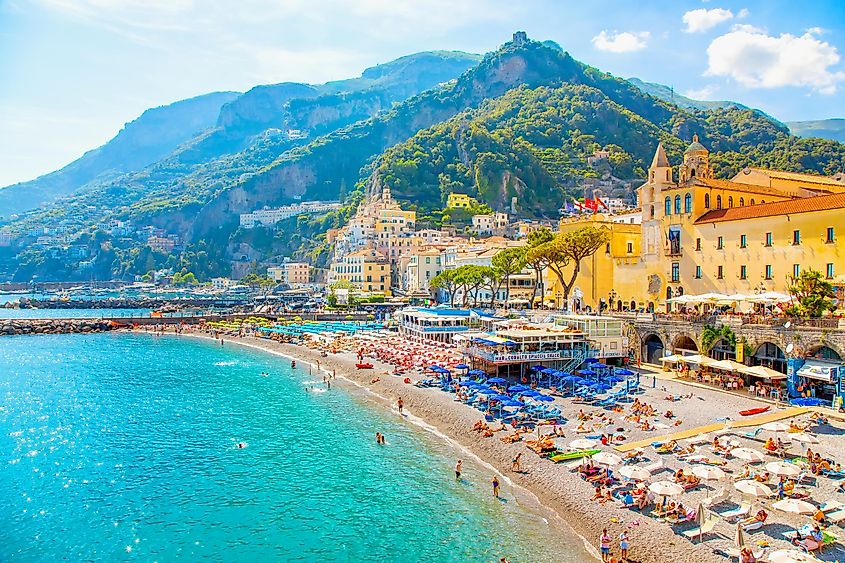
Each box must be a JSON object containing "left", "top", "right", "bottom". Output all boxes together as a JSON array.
[
  {"left": 660, "top": 354, "right": 682, "bottom": 363},
  {"left": 738, "top": 365, "right": 787, "bottom": 380},
  {"left": 676, "top": 354, "right": 715, "bottom": 366},
  {"left": 709, "top": 359, "right": 747, "bottom": 372}
]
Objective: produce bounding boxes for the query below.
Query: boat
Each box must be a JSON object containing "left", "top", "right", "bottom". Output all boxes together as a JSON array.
[
  {"left": 549, "top": 449, "right": 601, "bottom": 463},
  {"left": 739, "top": 406, "right": 770, "bottom": 416},
  {"left": 356, "top": 362, "right": 374, "bottom": 369}
]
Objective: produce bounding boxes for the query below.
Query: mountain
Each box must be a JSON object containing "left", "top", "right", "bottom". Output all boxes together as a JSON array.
[
  {"left": 627, "top": 78, "right": 746, "bottom": 111},
  {"left": 788, "top": 119, "right": 845, "bottom": 143},
  {"left": 0, "top": 92, "right": 240, "bottom": 217}
]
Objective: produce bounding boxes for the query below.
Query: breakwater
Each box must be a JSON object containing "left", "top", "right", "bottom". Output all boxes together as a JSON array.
[
  {"left": 7, "top": 298, "right": 237, "bottom": 310},
  {"left": 0, "top": 318, "right": 115, "bottom": 336}
]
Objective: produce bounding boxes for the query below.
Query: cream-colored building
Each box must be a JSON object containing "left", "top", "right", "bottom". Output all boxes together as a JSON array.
[
  {"left": 330, "top": 248, "right": 392, "bottom": 294},
  {"left": 268, "top": 262, "right": 311, "bottom": 286}
]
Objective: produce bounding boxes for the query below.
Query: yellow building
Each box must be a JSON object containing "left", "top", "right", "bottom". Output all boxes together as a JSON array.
[
  {"left": 331, "top": 248, "right": 392, "bottom": 294},
  {"left": 446, "top": 193, "right": 476, "bottom": 208},
  {"left": 546, "top": 136, "right": 845, "bottom": 312}
]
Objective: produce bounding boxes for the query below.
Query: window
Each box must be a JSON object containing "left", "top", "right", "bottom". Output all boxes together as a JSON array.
[
  {"left": 671, "top": 262, "right": 679, "bottom": 282},
  {"left": 425, "top": 256, "right": 431, "bottom": 264},
  {"left": 827, "top": 263, "right": 835, "bottom": 279},
  {"left": 750, "top": 199, "right": 755, "bottom": 205},
  {"left": 674, "top": 195, "right": 681, "bottom": 214},
  {"left": 717, "top": 236, "right": 724, "bottom": 249},
  {"left": 627, "top": 242, "right": 633, "bottom": 254},
  {"left": 717, "top": 265, "right": 723, "bottom": 279},
  {"left": 740, "top": 265, "right": 747, "bottom": 279},
  {"left": 826, "top": 227, "right": 835, "bottom": 243},
  {"left": 792, "top": 230, "right": 800, "bottom": 245},
  {"left": 664, "top": 196, "right": 672, "bottom": 216},
  {"left": 716, "top": 195, "right": 723, "bottom": 209},
  {"left": 695, "top": 265, "right": 702, "bottom": 279},
  {"left": 605, "top": 243, "right": 611, "bottom": 254},
  {"left": 684, "top": 193, "right": 692, "bottom": 213},
  {"left": 704, "top": 194, "right": 710, "bottom": 209},
  {"left": 695, "top": 238, "right": 701, "bottom": 251},
  {"left": 765, "top": 265, "right": 773, "bottom": 280},
  {"left": 728, "top": 196, "right": 734, "bottom": 208},
  {"left": 739, "top": 197, "right": 745, "bottom": 206},
  {"left": 740, "top": 234, "right": 747, "bottom": 248},
  {"left": 793, "top": 264, "right": 800, "bottom": 278},
  {"left": 765, "top": 232, "right": 772, "bottom": 247}
]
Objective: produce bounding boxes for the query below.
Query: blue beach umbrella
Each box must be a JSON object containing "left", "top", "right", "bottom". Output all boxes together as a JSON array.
[
  {"left": 508, "top": 385, "right": 529, "bottom": 392},
  {"left": 468, "top": 369, "right": 486, "bottom": 377},
  {"left": 585, "top": 358, "right": 600, "bottom": 363},
  {"left": 487, "top": 377, "right": 507, "bottom": 384},
  {"left": 579, "top": 369, "right": 596, "bottom": 376},
  {"left": 455, "top": 363, "right": 469, "bottom": 370},
  {"left": 615, "top": 368, "right": 635, "bottom": 376},
  {"left": 533, "top": 395, "right": 555, "bottom": 402},
  {"left": 501, "top": 399, "right": 524, "bottom": 407}
]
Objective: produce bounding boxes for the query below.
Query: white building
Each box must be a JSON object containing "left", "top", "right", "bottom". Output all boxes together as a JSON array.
[
  {"left": 240, "top": 201, "right": 340, "bottom": 228},
  {"left": 268, "top": 262, "right": 311, "bottom": 286},
  {"left": 211, "top": 277, "right": 234, "bottom": 291},
  {"left": 472, "top": 212, "right": 509, "bottom": 235}
]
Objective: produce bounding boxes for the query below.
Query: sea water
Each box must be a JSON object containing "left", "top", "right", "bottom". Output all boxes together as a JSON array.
[{"left": 0, "top": 333, "right": 590, "bottom": 562}]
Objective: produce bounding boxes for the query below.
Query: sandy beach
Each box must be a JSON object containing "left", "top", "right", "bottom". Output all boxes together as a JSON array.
[{"left": 138, "top": 324, "right": 845, "bottom": 562}]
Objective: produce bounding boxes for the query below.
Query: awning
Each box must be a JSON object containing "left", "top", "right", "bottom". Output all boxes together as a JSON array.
[
  {"left": 676, "top": 354, "right": 715, "bottom": 366},
  {"left": 738, "top": 365, "right": 787, "bottom": 380},
  {"left": 797, "top": 360, "right": 841, "bottom": 382},
  {"left": 659, "top": 354, "right": 682, "bottom": 363},
  {"left": 708, "top": 359, "right": 746, "bottom": 372}
]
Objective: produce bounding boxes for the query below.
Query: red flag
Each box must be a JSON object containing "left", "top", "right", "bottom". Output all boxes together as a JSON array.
[
  {"left": 584, "top": 198, "right": 598, "bottom": 212},
  {"left": 594, "top": 196, "right": 609, "bottom": 211}
]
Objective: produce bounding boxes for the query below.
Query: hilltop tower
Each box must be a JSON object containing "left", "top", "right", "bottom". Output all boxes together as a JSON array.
[{"left": 678, "top": 134, "right": 712, "bottom": 183}]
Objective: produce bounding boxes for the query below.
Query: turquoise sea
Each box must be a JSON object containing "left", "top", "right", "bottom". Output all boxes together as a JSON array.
[{"left": 0, "top": 333, "right": 588, "bottom": 562}]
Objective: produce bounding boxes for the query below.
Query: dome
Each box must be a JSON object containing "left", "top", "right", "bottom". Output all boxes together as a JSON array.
[{"left": 684, "top": 134, "right": 707, "bottom": 154}]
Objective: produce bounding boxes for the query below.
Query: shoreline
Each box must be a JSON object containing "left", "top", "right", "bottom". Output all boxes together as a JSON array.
[{"left": 157, "top": 328, "right": 724, "bottom": 562}]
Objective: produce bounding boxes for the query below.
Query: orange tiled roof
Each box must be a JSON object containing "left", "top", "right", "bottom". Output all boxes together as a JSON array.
[
  {"left": 743, "top": 168, "right": 845, "bottom": 187},
  {"left": 695, "top": 192, "right": 845, "bottom": 224},
  {"left": 663, "top": 177, "right": 796, "bottom": 198}
]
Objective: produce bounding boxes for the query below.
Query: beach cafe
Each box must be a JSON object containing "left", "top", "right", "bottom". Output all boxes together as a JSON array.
[{"left": 397, "top": 307, "right": 501, "bottom": 344}]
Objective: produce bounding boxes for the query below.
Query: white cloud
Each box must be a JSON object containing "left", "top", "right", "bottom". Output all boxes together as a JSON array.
[
  {"left": 591, "top": 30, "right": 650, "bottom": 53},
  {"left": 737, "top": 8, "right": 749, "bottom": 19},
  {"left": 706, "top": 27, "right": 845, "bottom": 94},
  {"left": 682, "top": 8, "right": 734, "bottom": 33},
  {"left": 685, "top": 85, "right": 717, "bottom": 100}
]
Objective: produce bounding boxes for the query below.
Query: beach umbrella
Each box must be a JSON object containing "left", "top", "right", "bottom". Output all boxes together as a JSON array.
[
  {"left": 533, "top": 395, "right": 555, "bottom": 402},
  {"left": 790, "top": 433, "right": 820, "bottom": 445},
  {"left": 487, "top": 377, "right": 507, "bottom": 384},
  {"left": 570, "top": 438, "right": 598, "bottom": 450},
  {"left": 766, "top": 461, "right": 801, "bottom": 477},
  {"left": 734, "top": 522, "right": 745, "bottom": 551},
  {"left": 648, "top": 481, "right": 684, "bottom": 497},
  {"left": 454, "top": 363, "right": 469, "bottom": 370},
  {"left": 619, "top": 466, "right": 651, "bottom": 481},
  {"left": 579, "top": 369, "right": 596, "bottom": 376},
  {"left": 762, "top": 422, "right": 790, "bottom": 432},
  {"left": 767, "top": 550, "right": 818, "bottom": 563},
  {"left": 615, "top": 368, "right": 635, "bottom": 376},
  {"left": 501, "top": 400, "right": 524, "bottom": 407},
  {"left": 468, "top": 369, "right": 487, "bottom": 376},
  {"left": 692, "top": 466, "right": 726, "bottom": 481},
  {"left": 593, "top": 452, "right": 623, "bottom": 466},
  {"left": 772, "top": 498, "right": 816, "bottom": 515},
  {"left": 508, "top": 385, "right": 528, "bottom": 392},
  {"left": 735, "top": 480, "right": 772, "bottom": 498},
  {"left": 732, "top": 448, "right": 765, "bottom": 463}
]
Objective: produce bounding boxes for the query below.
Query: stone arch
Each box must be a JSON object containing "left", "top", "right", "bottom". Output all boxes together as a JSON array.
[
  {"left": 807, "top": 343, "right": 843, "bottom": 361},
  {"left": 642, "top": 333, "right": 665, "bottom": 364},
  {"left": 752, "top": 341, "right": 786, "bottom": 373},
  {"left": 708, "top": 337, "right": 736, "bottom": 360},
  {"left": 672, "top": 334, "right": 699, "bottom": 355}
]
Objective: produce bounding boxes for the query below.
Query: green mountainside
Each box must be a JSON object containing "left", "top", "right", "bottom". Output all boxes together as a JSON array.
[
  {"left": 787, "top": 119, "right": 845, "bottom": 143},
  {"left": 627, "top": 78, "right": 746, "bottom": 111},
  {"left": 0, "top": 91, "right": 240, "bottom": 217}
]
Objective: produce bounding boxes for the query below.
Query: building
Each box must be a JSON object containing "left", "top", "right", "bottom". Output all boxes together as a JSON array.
[
  {"left": 397, "top": 307, "right": 500, "bottom": 343},
  {"left": 211, "top": 277, "right": 234, "bottom": 291},
  {"left": 472, "top": 212, "right": 509, "bottom": 235},
  {"left": 330, "top": 248, "right": 392, "bottom": 294},
  {"left": 404, "top": 247, "right": 444, "bottom": 293},
  {"left": 268, "top": 262, "right": 311, "bottom": 286},
  {"left": 147, "top": 235, "right": 176, "bottom": 254},
  {"left": 240, "top": 201, "right": 340, "bottom": 228},
  {"left": 446, "top": 193, "right": 475, "bottom": 209}
]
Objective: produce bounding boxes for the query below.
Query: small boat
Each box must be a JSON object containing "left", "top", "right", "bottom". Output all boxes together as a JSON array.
[
  {"left": 549, "top": 449, "right": 601, "bottom": 463},
  {"left": 356, "top": 363, "right": 374, "bottom": 369},
  {"left": 739, "top": 406, "right": 770, "bottom": 416}
]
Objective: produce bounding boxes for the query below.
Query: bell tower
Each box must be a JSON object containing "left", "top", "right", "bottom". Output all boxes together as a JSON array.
[
  {"left": 640, "top": 142, "right": 672, "bottom": 221},
  {"left": 679, "top": 134, "right": 711, "bottom": 183}
]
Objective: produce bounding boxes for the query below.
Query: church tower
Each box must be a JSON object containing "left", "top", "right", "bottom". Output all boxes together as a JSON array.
[
  {"left": 678, "top": 134, "right": 712, "bottom": 183},
  {"left": 639, "top": 142, "right": 672, "bottom": 221}
]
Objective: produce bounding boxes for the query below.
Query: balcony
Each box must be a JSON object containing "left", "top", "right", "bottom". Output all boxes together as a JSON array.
[{"left": 664, "top": 246, "right": 683, "bottom": 257}]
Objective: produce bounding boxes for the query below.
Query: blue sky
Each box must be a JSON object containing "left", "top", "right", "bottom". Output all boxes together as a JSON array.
[{"left": 1, "top": 0, "right": 844, "bottom": 187}]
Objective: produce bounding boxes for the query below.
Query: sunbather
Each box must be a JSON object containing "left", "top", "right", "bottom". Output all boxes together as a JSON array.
[
  {"left": 740, "top": 509, "right": 768, "bottom": 528},
  {"left": 791, "top": 525, "right": 823, "bottom": 551}
]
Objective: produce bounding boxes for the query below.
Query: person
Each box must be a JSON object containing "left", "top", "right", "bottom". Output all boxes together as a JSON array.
[
  {"left": 376, "top": 432, "right": 384, "bottom": 444},
  {"left": 740, "top": 509, "right": 768, "bottom": 528},
  {"left": 621, "top": 491, "right": 634, "bottom": 508},
  {"left": 512, "top": 452, "right": 522, "bottom": 472},
  {"left": 776, "top": 476, "right": 785, "bottom": 500},
  {"left": 813, "top": 507, "right": 827, "bottom": 527},
  {"left": 236, "top": 442, "right": 246, "bottom": 449},
  {"left": 291, "top": 360, "right": 296, "bottom": 369},
  {"left": 455, "top": 459, "right": 462, "bottom": 480},
  {"left": 740, "top": 547, "right": 757, "bottom": 563},
  {"left": 397, "top": 397, "right": 404, "bottom": 415},
  {"left": 599, "top": 529, "right": 611, "bottom": 562},
  {"left": 492, "top": 476, "right": 500, "bottom": 498},
  {"left": 618, "top": 530, "right": 630, "bottom": 561},
  {"left": 792, "top": 525, "right": 823, "bottom": 550}
]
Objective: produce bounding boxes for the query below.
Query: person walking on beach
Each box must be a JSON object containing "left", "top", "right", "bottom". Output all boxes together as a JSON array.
[
  {"left": 599, "top": 529, "right": 611, "bottom": 561},
  {"left": 397, "top": 397, "right": 404, "bottom": 415},
  {"left": 511, "top": 452, "right": 522, "bottom": 473},
  {"left": 618, "top": 530, "right": 629, "bottom": 561},
  {"left": 492, "top": 476, "right": 500, "bottom": 498},
  {"left": 455, "top": 459, "right": 462, "bottom": 480}
]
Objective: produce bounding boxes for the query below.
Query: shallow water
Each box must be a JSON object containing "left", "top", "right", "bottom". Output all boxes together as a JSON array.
[{"left": 0, "top": 333, "right": 588, "bottom": 562}]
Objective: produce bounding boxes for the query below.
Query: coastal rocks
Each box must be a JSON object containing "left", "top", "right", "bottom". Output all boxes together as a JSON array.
[{"left": 0, "top": 319, "right": 114, "bottom": 337}]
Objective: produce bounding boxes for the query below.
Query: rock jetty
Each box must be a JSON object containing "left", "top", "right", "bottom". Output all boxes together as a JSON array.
[{"left": 0, "top": 319, "right": 115, "bottom": 336}]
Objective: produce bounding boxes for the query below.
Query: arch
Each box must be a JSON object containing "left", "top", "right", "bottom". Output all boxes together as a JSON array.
[
  {"left": 709, "top": 337, "right": 736, "bottom": 361},
  {"left": 752, "top": 342, "right": 786, "bottom": 373},
  {"left": 761, "top": 200, "right": 765, "bottom": 204},
  {"left": 739, "top": 197, "right": 745, "bottom": 206},
  {"left": 630, "top": 299, "right": 636, "bottom": 310},
  {"left": 716, "top": 195, "right": 723, "bottom": 209},
  {"left": 676, "top": 286, "right": 684, "bottom": 296},
  {"left": 691, "top": 168, "right": 696, "bottom": 178},
  {"left": 664, "top": 196, "right": 672, "bottom": 216},
  {"left": 674, "top": 195, "right": 681, "bottom": 214},
  {"left": 684, "top": 193, "right": 692, "bottom": 213},
  {"left": 704, "top": 194, "right": 711, "bottom": 209},
  {"left": 808, "top": 344, "right": 842, "bottom": 361},
  {"left": 643, "top": 334, "right": 665, "bottom": 364},
  {"left": 728, "top": 196, "right": 734, "bottom": 208},
  {"left": 666, "top": 286, "right": 673, "bottom": 299},
  {"left": 673, "top": 334, "right": 699, "bottom": 355},
  {"left": 750, "top": 199, "right": 755, "bottom": 205}
]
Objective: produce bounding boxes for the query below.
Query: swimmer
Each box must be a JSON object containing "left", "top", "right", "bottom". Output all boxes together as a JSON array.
[
  {"left": 376, "top": 432, "right": 383, "bottom": 444},
  {"left": 236, "top": 442, "right": 247, "bottom": 449},
  {"left": 291, "top": 360, "right": 296, "bottom": 369}
]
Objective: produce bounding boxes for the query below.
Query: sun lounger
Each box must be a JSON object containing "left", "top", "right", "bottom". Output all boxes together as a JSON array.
[
  {"left": 717, "top": 503, "right": 751, "bottom": 521},
  {"left": 681, "top": 517, "right": 719, "bottom": 542},
  {"left": 703, "top": 487, "right": 730, "bottom": 508},
  {"left": 827, "top": 509, "right": 845, "bottom": 524},
  {"left": 643, "top": 459, "right": 663, "bottom": 474},
  {"left": 820, "top": 500, "right": 843, "bottom": 513},
  {"left": 742, "top": 520, "right": 765, "bottom": 532}
]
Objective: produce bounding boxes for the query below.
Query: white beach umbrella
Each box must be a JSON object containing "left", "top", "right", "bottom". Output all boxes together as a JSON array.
[
  {"left": 692, "top": 466, "right": 726, "bottom": 481},
  {"left": 649, "top": 481, "right": 684, "bottom": 496},
  {"left": 709, "top": 359, "right": 747, "bottom": 372},
  {"left": 790, "top": 433, "right": 820, "bottom": 445},
  {"left": 766, "top": 461, "right": 801, "bottom": 477},
  {"left": 593, "top": 452, "right": 623, "bottom": 466},
  {"left": 619, "top": 466, "right": 651, "bottom": 481},
  {"left": 772, "top": 498, "right": 817, "bottom": 515},
  {"left": 569, "top": 438, "right": 599, "bottom": 450},
  {"left": 767, "top": 549, "right": 819, "bottom": 563},
  {"left": 660, "top": 354, "right": 682, "bottom": 363},
  {"left": 735, "top": 522, "right": 745, "bottom": 550},
  {"left": 732, "top": 448, "right": 765, "bottom": 463},
  {"left": 735, "top": 480, "right": 773, "bottom": 498},
  {"left": 762, "top": 422, "right": 790, "bottom": 432}
]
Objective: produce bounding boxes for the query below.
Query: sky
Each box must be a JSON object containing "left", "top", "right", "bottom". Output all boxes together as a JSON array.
[{"left": 1, "top": 0, "right": 844, "bottom": 187}]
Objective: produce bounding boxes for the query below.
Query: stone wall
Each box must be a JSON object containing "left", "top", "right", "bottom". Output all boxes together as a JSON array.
[{"left": 0, "top": 319, "right": 115, "bottom": 336}]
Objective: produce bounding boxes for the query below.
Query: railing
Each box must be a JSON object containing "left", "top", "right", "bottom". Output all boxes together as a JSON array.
[
  {"left": 413, "top": 325, "right": 471, "bottom": 333},
  {"left": 467, "top": 346, "right": 586, "bottom": 364}
]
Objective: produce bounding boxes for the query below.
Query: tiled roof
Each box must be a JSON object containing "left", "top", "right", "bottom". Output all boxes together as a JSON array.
[
  {"left": 663, "top": 177, "right": 796, "bottom": 198},
  {"left": 743, "top": 168, "right": 845, "bottom": 187},
  {"left": 695, "top": 193, "right": 845, "bottom": 224}
]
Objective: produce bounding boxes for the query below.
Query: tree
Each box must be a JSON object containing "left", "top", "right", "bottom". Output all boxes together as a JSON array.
[
  {"left": 530, "top": 226, "right": 609, "bottom": 309},
  {"left": 453, "top": 265, "right": 486, "bottom": 307},
  {"left": 492, "top": 247, "right": 526, "bottom": 306},
  {"left": 786, "top": 268, "right": 835, "bottom": 318},
  {"left": 480, "top": 266, "right": 501, "bottom": 307},
  {"left": 171, "top": 271, "right": 198, "bottom": 286},
  {"left": 525, "top": 227, "right": 555, "bottom": 307},
  {"left": 430, "top": 269, "right": 458, "bottom": 306}
]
